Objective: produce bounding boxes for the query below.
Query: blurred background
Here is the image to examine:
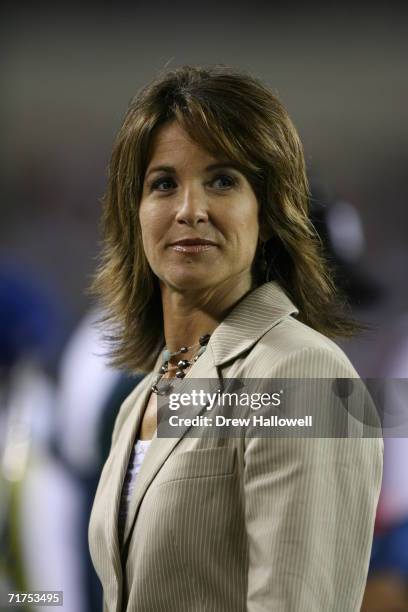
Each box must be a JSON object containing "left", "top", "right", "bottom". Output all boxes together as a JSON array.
[{"left": 1, "top": 3, "right": 407, "bottom": 611}]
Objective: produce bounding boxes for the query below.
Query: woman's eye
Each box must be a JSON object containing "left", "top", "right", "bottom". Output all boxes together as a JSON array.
[
  {"left": 149, "top": 173, "right": 236, "bottom": 192},
  {"left": 151, "top": 177, "right": 176, "bottom": 191},
  {"left": 211, "top": 174, "right": 236, "bottom": 189}
]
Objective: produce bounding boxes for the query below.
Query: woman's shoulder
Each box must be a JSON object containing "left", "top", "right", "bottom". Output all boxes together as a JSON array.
[{"left": 243, "top": 315, "right": 359, "bottom": 379}]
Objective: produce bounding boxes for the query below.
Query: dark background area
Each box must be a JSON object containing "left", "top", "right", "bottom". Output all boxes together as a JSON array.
[{"left": 1, "top": 4, "right": 407, "bottom": 340}]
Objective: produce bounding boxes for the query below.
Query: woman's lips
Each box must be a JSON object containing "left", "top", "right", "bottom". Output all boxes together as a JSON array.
[{"left": 171, "top": 244, "right": 216, "bottom": 253}]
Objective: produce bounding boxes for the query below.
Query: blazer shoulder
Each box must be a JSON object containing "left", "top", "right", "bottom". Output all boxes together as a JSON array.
[{"left": 246, "top": 315, "right": 359, "bottom": 378}]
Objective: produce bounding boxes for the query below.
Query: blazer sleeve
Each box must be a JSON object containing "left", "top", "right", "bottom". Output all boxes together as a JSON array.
[{"left": 244, "top": 347, "right": 383, "bottom": 612}]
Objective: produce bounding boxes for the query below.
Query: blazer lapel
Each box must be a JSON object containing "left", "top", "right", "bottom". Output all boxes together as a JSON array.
[
  {"left": 120, "top": 343, "right": 220, "bottom": 553},
  {"left": 209, "top": 281, "right": 299, "bottom": 367},
  {"left": 98, "top": 371, "right": 155, "bottom": 609}
]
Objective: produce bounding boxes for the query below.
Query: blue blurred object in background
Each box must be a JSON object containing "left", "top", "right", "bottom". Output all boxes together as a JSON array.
[{"left": 0, "top": 263, "right": 69, "bottom": 376}]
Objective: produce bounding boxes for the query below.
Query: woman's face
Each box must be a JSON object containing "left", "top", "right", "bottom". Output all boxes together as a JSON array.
[{"left": 139, "top": 121, "right": 260, "bottom": 295}]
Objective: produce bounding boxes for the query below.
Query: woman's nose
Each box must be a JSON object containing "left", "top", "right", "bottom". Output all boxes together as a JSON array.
[{"left": 175, "top": 187, "right": 209, "bottom": 227}]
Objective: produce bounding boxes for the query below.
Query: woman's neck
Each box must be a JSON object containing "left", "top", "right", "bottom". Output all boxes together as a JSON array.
[{"left": 160, "top": 276, "right": 255, "bottom": 357}]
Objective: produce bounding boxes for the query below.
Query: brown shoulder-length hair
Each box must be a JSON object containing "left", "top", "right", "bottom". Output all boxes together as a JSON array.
[{"left": 88, "top": 64, "right": 362, "bottom": 374}]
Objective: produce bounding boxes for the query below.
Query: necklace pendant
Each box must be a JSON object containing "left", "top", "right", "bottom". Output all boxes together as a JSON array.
[
  {"left": 177, "top": 359, "right": 190, "bottom": 369},
  {"left": 175, "top": 370, "right": 186, "bottom": 379}
]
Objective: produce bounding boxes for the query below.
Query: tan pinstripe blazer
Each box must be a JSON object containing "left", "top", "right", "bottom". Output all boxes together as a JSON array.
[{"left": 88, "top": 281, "right": 383, "bottom": 612}]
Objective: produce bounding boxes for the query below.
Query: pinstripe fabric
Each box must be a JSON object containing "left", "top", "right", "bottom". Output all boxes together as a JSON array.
[{"left": 88, "top": 281, "right": 383, "bottom": 612}]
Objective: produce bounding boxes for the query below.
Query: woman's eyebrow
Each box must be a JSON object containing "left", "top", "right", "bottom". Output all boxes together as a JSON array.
[
  {"left": 145, "top": 161, "right": 241, "bottom": 180},
  {"left": 145, "top": 165, "right": 175, "bottom": 179}
]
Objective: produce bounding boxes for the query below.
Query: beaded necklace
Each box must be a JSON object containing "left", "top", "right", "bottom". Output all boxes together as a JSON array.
[{"left": 151, "top": 333, "right": 211, "bottom": 396}]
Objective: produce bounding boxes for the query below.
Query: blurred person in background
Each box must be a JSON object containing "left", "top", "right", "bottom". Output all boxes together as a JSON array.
[
  {"left": 54, "top": 308, "right": 143, "bottom": 612},
  {"left": 0, "top": 264, "right": 66, "bottom": 607},
  {"left": 88, "top": 65, "right": 382, "bottom": 611},
  {"left": 0, "top": 264, "right": 142, "bottom": 612}
]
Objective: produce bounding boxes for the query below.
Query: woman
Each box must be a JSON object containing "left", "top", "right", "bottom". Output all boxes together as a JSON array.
[{"left": 88, "top": 65, "right": 383, "bottom": 611}]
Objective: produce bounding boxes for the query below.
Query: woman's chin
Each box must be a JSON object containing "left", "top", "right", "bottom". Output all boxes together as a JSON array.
[{"left": 160, "top": 269, "right": 219, "bottom": 293}]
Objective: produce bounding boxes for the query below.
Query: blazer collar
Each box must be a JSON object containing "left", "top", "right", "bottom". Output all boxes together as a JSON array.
[{"left": 209, "top": 281, "right": 299, "bottom": 367}]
